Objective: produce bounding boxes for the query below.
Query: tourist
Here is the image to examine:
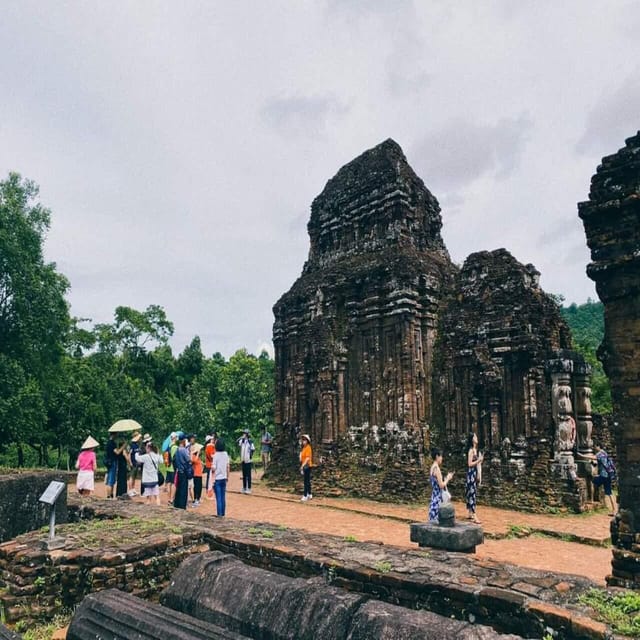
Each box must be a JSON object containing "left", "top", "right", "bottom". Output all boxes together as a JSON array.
[
  {"left": 592, "top": 443, "right": 617, "bottom": 516},
  {"left": 465, "top": 432, "right": 484, "bottom": 524},
  {"left": 128, "top": 432, "right": 142, "bottom": 497},
  {"left": 104, "top": 432, "right": 118, "bottom": 498},
  {"left": 212, "top": 438, "right": 230, "bottom": 517},
  {"left": 238, "top": 429, "right": 255, "bottom": 494},
  {"left": 76, "top": 436, "right": 99, "bottom": 496},
  {"left": 299, "top": 434, "right": 312, "bottom": 502},
  {"left": 136, "top": 442, "right": 163, "bottom": 506},
  {"left": 191, "top": 443, "right": 204, "bottom": 506},
  {"left": 173, "top": 436, "right": 191, "bottom": 510},
  {"left": 114, "top": 440, "right": 130, "bottom": 498},
  {"left": 204, "top": 435, "right": 215, "bottom": 500},
  {"left": 261, "top": 426, "right": 273, "bottom": 475},
  {"left": 185, "top": 433, "right": 197, "bottom": 502},
  {"left": 164, "top": 432, "right": 178, "bottom": 503},
  {"left": 428, "top": 448, "right": 454, "bottom": 522}
]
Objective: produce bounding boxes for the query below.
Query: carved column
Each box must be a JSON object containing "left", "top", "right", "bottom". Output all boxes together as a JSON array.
[
  {"left": 578, "top": 131, "right": 640, "bottom": 589},
  {"left": 547, "top": 356, "right": 576, "bottom": 479},
  {"left": 574, "top": 361, "right": 593, "bottom": 457}
]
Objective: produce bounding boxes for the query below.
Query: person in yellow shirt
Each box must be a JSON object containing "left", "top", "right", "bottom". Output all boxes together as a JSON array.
[{"left": 299, "top": 434, "right": 313, "bottom": 502}]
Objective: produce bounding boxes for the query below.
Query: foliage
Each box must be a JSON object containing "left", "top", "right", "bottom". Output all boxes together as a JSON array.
[
  {"left": 0, "top": 172, "right": 275, "bottom": 468},
  {"left": 0, "top": 173, "right": 70, "bottom": 465},
  {"left": 21, "top": 613, "right": 72, "bottom": 640},
  {"left": 561, "top": 300, "right": 612, "bottom": 414},
  {"left": 579, "top": 588, "right": 640, "bottom": 637}
]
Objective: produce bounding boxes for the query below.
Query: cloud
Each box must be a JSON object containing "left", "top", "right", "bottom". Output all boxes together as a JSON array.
[
  {"left": 261, "top": 95, "right": 350, "bottom": 138},
  {"left": 575, "top": 69, "right": 640, "bottom": 156},
  {"left": 410, "top": 114, "right": 533, "bottom": 192}
]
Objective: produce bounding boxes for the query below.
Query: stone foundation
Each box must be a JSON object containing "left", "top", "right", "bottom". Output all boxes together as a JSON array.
[{"left": 0, "top": 498, "right": 621, "bottom": 638}]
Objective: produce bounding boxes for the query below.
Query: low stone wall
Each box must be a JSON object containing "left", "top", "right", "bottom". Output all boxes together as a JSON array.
[
  {"left": 0, "top": 498, "right": 619, "bottom": 638},
  {"left": 0, "top": 516, "right": 208, "bottom": 625},
  {"left": 0, "top": 472, "right": 68, "bottom": 542}
]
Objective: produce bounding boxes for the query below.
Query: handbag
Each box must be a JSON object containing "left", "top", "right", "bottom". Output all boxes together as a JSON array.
[{"left": 151, "top": 457, "right": 165, "bottom": 487}]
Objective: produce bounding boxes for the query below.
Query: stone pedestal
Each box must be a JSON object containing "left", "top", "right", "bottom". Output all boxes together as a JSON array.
[
  {"left": 410, "top": 504, "right": 483, "bottom": 553},
  {"left": 579, "top": 131, "right": 640, "bottom": 589}
]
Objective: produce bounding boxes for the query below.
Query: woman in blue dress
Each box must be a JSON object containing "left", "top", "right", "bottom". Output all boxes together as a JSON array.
[
  {"left": 428, "top": 448, "right": 454, "bottom": 522},
  {"left": 465, "top": 432, "right": 484, "bottom": 524}
]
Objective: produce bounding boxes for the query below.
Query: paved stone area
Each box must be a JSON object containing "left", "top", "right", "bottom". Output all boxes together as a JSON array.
[{"left": 126, "top": 470, "right": 612, "bottom": 584}]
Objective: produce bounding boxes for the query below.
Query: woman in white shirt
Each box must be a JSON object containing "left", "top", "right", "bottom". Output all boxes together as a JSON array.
[
  {"left": 212, "top": 439, "right": 230, "bottom": 517},
  {"left": 136, "top": 443, "right": 163, "bottom": 506}
]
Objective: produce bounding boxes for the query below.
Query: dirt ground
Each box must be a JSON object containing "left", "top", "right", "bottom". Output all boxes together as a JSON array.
[{"left": 129, "top": 469, "right": 612, "bottom": 585}]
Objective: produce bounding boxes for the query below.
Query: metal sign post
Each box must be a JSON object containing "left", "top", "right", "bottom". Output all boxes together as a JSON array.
[{"left": 38, "top": 481, "right": 66, "bottom": 549}]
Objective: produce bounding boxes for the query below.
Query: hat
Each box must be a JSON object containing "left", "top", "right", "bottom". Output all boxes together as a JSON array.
[
  {"left": 142, "top": 433, "right": 152, "bottom": 443},
  {"left": 205, "top": 435, "right": 212, "bottom": 443},
  {"left": 170, "top": 431, "right": 178, "bottom": 439},
  {"left": 81, "top": 436, "right": 99, "bottom": 450},
  {"left": 301, "top": 434, "right": 311, "bottom": 443},
  {"left": 242, "top": 428, "right": 250, "bottom": 434},
  {"left": 131, "top": 433, "right": 141, "bottom": 443},
  {"left": 191, "top": 443, "right": 203, "bottom": 455}
]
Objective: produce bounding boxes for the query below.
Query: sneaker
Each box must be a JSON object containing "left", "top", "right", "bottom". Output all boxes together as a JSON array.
[
  {"left": 307, "top": 494, "right": 312, "bottom": 500},
  {"left": 300, "top": 496, "right": 308, "bottom": 502},
  {"left": 241, "top": 488, "right": 246, "bottom": 494},
  {"left": 127, "top": 490, "right": 137, "bottom": 497},
  {"left": 193, "top": 500, "right": 200, "bottom": 506},
  {"left": 246, "top": 489, "right": 252, "bottom": 494}
]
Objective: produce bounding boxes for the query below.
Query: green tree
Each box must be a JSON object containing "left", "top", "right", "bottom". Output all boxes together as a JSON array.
[
  {"left": 561, "top": 300, "right": 612, "bottom": 414},
  {"left": 214, "top": 349, "right": 274, "bottom": 449},
  {"left": 0, "top": 173, "right": 70, "bottom": 463}
]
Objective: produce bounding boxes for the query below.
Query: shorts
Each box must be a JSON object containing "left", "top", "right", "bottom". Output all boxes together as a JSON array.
[
  {"left": 165, "top": 470, "right": 175, "bottom": 484},
  {"left": 142, "top": 482, "right": 159, "bottom": 496},
  {"left": 593, "top": 475, "right": 612, "bottom": 496},
  {"left": 106, "top": 464, "right": 117, "bottom": 487},
  {"left": 130, "top": 466, "right": 139, "bottom": 479}
]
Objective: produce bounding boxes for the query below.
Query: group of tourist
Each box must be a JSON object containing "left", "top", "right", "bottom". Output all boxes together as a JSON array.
[
  {"left": 428, "top": 433, "right": 617, "bottom": 523},
  {"left": 74, "top": 425, "right": 287, "bottom": 517}
]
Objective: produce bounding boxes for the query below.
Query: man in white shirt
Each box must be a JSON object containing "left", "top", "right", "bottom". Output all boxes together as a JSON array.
[{"left": 238, "top": 429, "right": 255, "bottom": 494}]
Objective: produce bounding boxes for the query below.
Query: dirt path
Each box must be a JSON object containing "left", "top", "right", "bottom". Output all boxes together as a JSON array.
[{"left": 142, "top": 471, "right": 611, "bottom": 584}]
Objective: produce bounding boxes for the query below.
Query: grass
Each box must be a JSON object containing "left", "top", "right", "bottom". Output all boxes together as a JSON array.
[
  {"left": 343, "top": 535, "right": 358, "bottom": 543},
  {"left": 579, "top": 588, "right": 640, "bottom": 637},
  {"left": 54, "top": 516, "right": 185, "bottom": 550},
  {"left": 374, "top": 560, "right": 392, "bottom": 574},
  {"left": 247, "top": 526, "right": 275, "bottom": 539},
  {"left": 506, "top": 524, "right": 532, "bottom": 538},
  {"left": 16, "top": 613, "right": 72, "bottom": 640}
]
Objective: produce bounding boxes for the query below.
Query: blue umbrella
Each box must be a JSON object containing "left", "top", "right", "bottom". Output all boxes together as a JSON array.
[{"left": 162, "top": 431, "right": 185, "bottom": 452}]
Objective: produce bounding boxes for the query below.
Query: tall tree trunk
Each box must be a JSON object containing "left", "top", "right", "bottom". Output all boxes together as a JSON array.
[{"left": 17, "top": 444, "right": 24, "bottom": 467}]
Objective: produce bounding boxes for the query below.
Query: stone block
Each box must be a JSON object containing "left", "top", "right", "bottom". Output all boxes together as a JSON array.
[
  {"left": 66, "top": 589, "right": 248, "bottom": 640},
  {"left": 0, "top": 623, "right": 22, "bottom": 640},
  {"left": 410, "top": 522, "right": 483, "bottom": 552},
  {"left": 346, "top": 600, "right": 522, "bottom": 639},
  {"left": 161, "top": 552, "right": 367, "bottom": 640},
  {"left": 0, "top": 473, "right": 68, "bottom": 543}
]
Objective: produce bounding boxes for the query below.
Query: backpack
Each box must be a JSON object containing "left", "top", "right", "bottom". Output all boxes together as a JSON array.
[{"left": 603, "top": 454, "right": 617, "bottom": 481}]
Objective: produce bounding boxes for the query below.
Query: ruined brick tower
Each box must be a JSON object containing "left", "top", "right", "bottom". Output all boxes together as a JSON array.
[
  {"left": 272, "top": 139, "right": 596, "bottom": 508},
  {"left": 272, "top": 140, "right": 455, "bottom": 499},
  {"left": 579, "top": 131, "right": 640, "bottom": 589}
]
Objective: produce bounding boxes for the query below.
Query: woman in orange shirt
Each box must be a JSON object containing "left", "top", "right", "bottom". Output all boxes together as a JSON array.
[
  {"left": 299, "top": 434, "right": 312, "bottom": 502},
  {"left": 191, "top": 443, "right": 204, "bottom": 506}
]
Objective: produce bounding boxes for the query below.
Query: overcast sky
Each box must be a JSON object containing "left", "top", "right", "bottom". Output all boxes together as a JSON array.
[{"left": 2, "top": 1, "right": 638, "bottom": 358}]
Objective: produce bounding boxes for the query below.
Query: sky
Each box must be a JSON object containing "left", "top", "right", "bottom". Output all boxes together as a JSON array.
[{"left": 1, "top": 1, "right": 639, "bottom": 358}]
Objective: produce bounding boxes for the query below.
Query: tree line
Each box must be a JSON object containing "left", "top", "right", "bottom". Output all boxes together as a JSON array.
[
  {"left": 0, "top": 173, "right": 273, "bottom": 468},
  {"left": 0, "top": 172, "right": 611, "bottom": 468}
]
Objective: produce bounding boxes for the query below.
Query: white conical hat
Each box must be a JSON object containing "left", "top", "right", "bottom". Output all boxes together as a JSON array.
[{"left": 81, "top": 436, "right": 99, "bottom": 450}]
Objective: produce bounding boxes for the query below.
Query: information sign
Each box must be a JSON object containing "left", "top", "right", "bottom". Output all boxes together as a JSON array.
[{"left": 39, "top": 481, "right": 65, "bottom": 506}]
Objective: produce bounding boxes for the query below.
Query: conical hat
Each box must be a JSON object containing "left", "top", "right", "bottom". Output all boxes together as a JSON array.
[{"left": 81, "top": 436, "right": 99, "bottom": 450}]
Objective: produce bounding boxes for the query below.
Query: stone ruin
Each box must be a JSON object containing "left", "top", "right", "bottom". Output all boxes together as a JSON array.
[
  {"left": 579, "top": 131, "right": 640, "bottom": 589},
  {"left": 271, "top": 139, "right": 606, "bottom": 511}
]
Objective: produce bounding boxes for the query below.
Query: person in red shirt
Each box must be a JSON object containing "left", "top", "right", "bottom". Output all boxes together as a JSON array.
[
  {"left": 204, "top": 434, "right": 216, "bottom": 499},
  {"left": 191, "top": 443, "right": 204, "bottom": 506}
]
